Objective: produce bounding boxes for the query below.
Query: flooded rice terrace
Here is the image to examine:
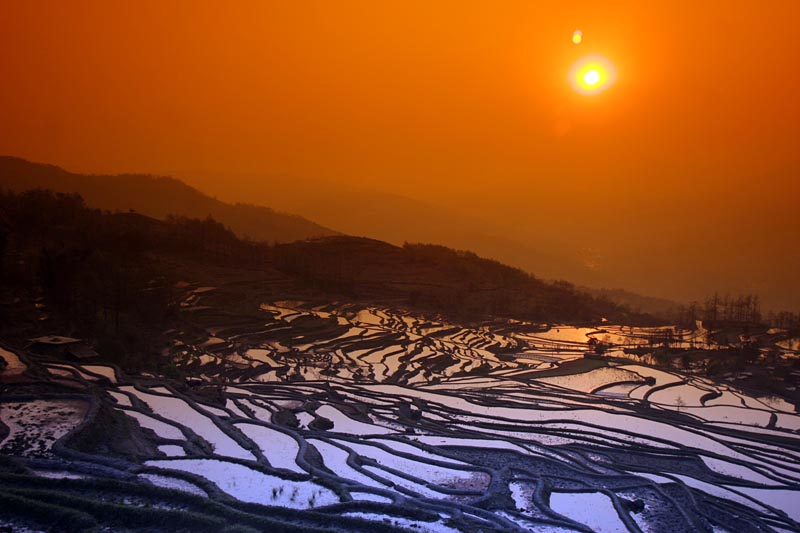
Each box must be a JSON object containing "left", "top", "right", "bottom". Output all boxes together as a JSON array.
[{"left": 2, "top": 292, "right": 800, "bottom": 532}]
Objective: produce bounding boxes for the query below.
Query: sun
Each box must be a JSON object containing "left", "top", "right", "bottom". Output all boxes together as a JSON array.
[
  {"left": 569, "top": 55, "right": 616, "bottom": 95},
  {"left": 583, "top": 69, "right": 600, "bottom": 86}
]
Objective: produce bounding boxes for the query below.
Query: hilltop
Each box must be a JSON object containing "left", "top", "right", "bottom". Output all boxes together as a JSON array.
[{"left": 0, "top": 156, "right": 337, "bottom": 244}]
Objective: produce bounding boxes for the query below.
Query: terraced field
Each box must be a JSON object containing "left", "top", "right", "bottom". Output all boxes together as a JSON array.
[{"left": 2, "top": 290, "right": 800, "bottom": 532}]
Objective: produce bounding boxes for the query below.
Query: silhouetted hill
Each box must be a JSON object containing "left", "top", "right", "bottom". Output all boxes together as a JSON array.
[
  {"left": 178, "top": 170, "right": 590, "bottom": 284},
  {"left": 0, "top": 156, "right": 337, "bottom": 243},
  {"left": 274, "top": 236, "right": 640, "bottom": 323}
]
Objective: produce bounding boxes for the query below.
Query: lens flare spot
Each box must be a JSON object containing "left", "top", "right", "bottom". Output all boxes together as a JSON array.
[
  {"left": 569, "top": 55, "right": 616, "bottom": 95},
  {"left": 572, "top": 30, "right": 582, "bottom": 44}
]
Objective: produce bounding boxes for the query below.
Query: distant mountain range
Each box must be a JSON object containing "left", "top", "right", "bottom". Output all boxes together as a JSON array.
[
  {"left": 0, "top": 156, "right": 592, "bottom": 283},
  {"left": 176, "top": 171, "right": 691, "bottom": 316},
  {"left": 0, "top": 156, "right": 337, "bottom": 244},
  {"left": 0, "top": 156, "right": 679, "bottom": 316},
  {"left": 174, "top": 170, "right": 592, "bottom": 286},
  {"left": 170, "top": 167, "right": 800, "bottom": 314}
]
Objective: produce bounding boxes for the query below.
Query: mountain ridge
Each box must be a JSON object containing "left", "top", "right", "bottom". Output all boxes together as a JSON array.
[
  {"left": 0, "top": 156, "right": 338, "bottom": 244},
  {"left": 174, "top": 169, "right": 592, "bottom": 285},
  {"left": 0, "top": 156, "right": 689, "bottom": 317}
]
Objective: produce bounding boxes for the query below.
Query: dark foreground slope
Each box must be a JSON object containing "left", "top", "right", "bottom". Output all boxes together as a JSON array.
[{"left": 0, "top": 156, "right": 337, "bottom": 243}]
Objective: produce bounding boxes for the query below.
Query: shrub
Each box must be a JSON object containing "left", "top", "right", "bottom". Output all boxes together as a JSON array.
[
  {"left": 309, "top": 416, "right": 334, "bottom": 430},
  {"left": 273, "top": 408, "right": 299, "bottom": 428}
]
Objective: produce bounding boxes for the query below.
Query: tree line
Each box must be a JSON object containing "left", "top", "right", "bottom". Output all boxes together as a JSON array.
[{"left": 669, "top": 291, "right": 798, "bottom": 329}]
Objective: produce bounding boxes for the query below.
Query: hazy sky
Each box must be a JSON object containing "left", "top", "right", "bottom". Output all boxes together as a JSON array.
[{"left": 2, "top": 1, "right": 798, "bottom": 308}]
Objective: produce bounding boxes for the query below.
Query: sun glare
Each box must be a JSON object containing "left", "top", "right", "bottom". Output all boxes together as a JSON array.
[{"left": 570, "top": 55, "right": 616, "bottom": 95}]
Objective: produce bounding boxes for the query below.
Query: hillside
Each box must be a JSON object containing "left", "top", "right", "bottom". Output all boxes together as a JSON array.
[
  {"left": 273, "top": 237, "right": 636, "bottom": 323},
  {"left": 178, "top": 171, "right": 692, "bottom": 319},
  {"left": 177, "top": 170, "right": 590, "bottom": 285},
  {"left": 0, "top": 190, "right": 638, "bottom": 353},
  {"left": 0, "top": 156, "right": 337, "bottom": 243}
]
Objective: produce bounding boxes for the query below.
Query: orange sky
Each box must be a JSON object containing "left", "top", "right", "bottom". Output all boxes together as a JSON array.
[{"left": 1, "top": 1, "right": 798, "bottom": 309}]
